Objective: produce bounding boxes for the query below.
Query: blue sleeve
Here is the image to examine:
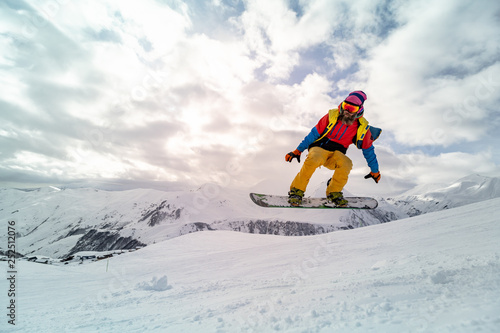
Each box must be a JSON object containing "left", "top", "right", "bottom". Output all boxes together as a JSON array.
[
  {"left": 362, "top": 145, "right": 379, "bottom": 173},
  {"left": 297, "top": 127, "right": 320, "bottom": 152}
]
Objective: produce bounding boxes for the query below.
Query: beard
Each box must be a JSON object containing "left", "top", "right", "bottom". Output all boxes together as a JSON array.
[{"left": 340, "top": 111, "right": 357, "bottom": 125}]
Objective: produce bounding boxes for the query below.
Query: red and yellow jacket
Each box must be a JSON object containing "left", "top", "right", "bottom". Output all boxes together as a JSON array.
[{"left": 296, "top": 109, "right": 382, "bottom": 173}]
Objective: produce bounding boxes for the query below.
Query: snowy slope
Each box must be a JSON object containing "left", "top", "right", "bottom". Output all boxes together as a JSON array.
[
  {"left": 1, "top": 174, "right": 500, "bottom": 259},
  {"left": 1, "top": 197, "right": 499, "bottom": 332}
]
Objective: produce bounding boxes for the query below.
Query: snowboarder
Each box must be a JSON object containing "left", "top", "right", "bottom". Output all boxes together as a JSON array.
[{"left": 285, "top": 91, "right": 381, "bottom": 206}]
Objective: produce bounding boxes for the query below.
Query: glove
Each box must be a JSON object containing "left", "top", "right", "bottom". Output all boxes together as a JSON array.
[
  {"left": 285, "top": 149, "right": 301, "bottom": 163},
  {"left": 364, "top": 171, "right": 381, "bottom": 183}
]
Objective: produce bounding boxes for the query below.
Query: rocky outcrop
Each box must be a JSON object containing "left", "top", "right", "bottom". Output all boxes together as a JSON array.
[
  {"left": 66, "top": 229, "right": 146, "bottom": 256},
  {"left": 139, "top": 200, "right": 182, "bottom": 226},
  {"left": 210, "top": 220, "right": 341, "bottom": 236}
]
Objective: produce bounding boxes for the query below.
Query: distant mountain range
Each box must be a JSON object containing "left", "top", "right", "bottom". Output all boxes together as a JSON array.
[{"left": 1, "top": 174, "right": 499, "bottom": 259}]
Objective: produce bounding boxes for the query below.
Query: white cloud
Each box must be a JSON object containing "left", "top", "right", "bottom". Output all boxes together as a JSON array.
[
  {"left": 237, "top": 0, "right": 341, "bottom": 81},
  {"left": 361, "top": 0, "right": 500, "bottom": 146},
  {"left": 387, "top": 148, "right": 498, "bottom": 186},
  {"left": 0, "top": 0, "right": 499, "bottom": 193}
]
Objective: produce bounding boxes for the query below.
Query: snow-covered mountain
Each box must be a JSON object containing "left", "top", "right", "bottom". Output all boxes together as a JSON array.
[
  {"left": 382, "top": 174, "right": 500, "bottom": 217},
  {"left": 1, "top": 174, "right": 499, "bottom": 259},
  {"left": 1, "top": 192, "right": 499, "bottom": 332}
]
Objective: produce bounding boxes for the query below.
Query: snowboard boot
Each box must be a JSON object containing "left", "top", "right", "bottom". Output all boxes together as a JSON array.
[
  {"left": 327, "top": 191, "right": 348, "bottom": 207},
  {"left": 288, "top": 188, "right": 304, "bottom": 206}
]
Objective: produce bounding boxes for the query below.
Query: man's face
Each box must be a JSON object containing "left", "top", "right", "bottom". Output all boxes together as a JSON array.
[
  {"left": 341, "top": 110, "right": 357, "bottom": 125},
  {"left": 339, "top": 101, "right": 361, "bottom": 125}
]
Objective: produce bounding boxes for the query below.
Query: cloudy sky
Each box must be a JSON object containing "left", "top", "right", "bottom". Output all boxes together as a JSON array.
[{"left": 1, "top": 0, "right": 500, "bottom": 196}]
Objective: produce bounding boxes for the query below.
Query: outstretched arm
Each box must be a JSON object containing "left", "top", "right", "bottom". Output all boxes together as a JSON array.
[
  {"left": 362, "top": 145, "right": 381, "bottom": 183},
  {"left": 362, "top": 145, "right": 379, "bottom": 173}
]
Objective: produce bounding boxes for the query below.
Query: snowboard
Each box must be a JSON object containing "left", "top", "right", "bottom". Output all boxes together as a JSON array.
[{"left": 249, "top": 193, "right": 378, "bottom": 209}]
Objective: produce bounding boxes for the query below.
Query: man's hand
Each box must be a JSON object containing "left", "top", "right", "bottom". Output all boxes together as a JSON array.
[
  {"left": 364, "top": 171, "right": 381, "bottom": 183},
  {"left": 285, "top": 149, "right": 301, "bottom": 163}
]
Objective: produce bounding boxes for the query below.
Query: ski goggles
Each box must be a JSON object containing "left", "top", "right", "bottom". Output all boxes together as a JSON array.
[{"left": 341, "top": 101, "right": 361, "bottom": 114}]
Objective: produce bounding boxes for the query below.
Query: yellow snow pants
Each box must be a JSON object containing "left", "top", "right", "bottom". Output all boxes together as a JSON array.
[{"left": 290, "top": 147, "right": 353, "bottom": 195}]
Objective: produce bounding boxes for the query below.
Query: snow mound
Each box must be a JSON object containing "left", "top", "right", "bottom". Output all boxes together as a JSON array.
[{"left": 137, "top": 275, "right": 172, "bottom": 291}]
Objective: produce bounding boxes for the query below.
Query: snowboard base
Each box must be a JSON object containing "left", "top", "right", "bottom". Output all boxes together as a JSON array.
[{"left": 250, "top": 193, "right": 378, "bottom": 209}]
